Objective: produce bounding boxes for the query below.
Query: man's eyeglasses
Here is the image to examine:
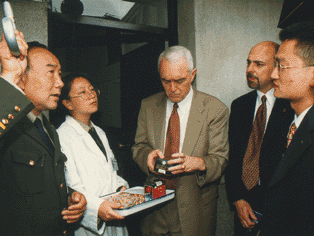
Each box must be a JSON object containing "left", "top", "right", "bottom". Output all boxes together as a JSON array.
[
  {"left": 273, "top": 62, "right": 314, "bottom": 73},
  {"left": 69, "top": 88, "right": 100, "bottom": 100}
]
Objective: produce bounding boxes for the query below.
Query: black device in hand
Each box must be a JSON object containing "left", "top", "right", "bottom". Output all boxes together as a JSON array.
[{"left": 154, "top": 158, "right": 179, "bottom": 176}]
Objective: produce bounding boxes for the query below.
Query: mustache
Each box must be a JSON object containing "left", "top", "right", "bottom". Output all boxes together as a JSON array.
[{"left": 247, "top": 72, "right": 259, "bottom": 80}]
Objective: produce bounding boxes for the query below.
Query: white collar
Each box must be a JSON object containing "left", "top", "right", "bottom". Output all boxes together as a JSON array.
[
  {"left": 167, "top": 86, "right": 194, "bottom": 110},
  {"left": 256, "top": 88, "right": 276, "bottom": 107},
  {"left": 294, "top": 105, "right": 313, "bottom": 128}
]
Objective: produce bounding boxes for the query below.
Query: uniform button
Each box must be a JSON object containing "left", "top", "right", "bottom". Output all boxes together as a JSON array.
[
  {"left": 8, "top": 114, "right": 14, "bottom": 119},
  {"left": 0, "top": 122, "right": 6, "bottom": 130},
  {"left": 29, "top": 160, "right": 34, "bottom": 166},
  {"left": 301, "top": 140, "right": 304, "bottom": 144},
  {"left": 282, "top": 154, "right": 285, "bottom": 157},
  {"left": 63, "top": 230, "right": 67, "bottom": 235},
  {"left": 14, "top": 106, "right": 21, "bottom": 112},
  {"left": 60, "top": 183, "right": 64, "bottom": 189},
  {"left": 2, "top": 119, "right": 8, "bottom": 125}
]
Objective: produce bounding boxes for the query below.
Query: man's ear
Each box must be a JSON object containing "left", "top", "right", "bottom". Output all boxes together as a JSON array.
[
  {"left": 191, "top": 68, "right": 197, "bottom": 82},
  {"left": 310, "top": 69, "right": 314, "bottom": 88},
  {"left": 62, "top": 99, "right": 74, "bottom": 111}
]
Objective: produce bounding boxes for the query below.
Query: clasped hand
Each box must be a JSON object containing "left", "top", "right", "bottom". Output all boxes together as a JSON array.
[{"left": 62, "top": 191, "right": 87, "bottom": 223}]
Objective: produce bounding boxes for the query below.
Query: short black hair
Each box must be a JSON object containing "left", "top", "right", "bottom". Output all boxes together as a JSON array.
[
  {"left": 27, "top": 41, "right": 48, "bottom": 51},
  {"left": 279, "top": 21, "right": 314, "bottom": 65},
  {"left": 59, "top": 73, "right": 92, "bottom": 102}
]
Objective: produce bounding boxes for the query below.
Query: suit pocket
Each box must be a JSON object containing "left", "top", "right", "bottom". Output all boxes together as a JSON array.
[
  {"left": 12, "top": 150, "right": 45, "bottom": 195},
  {"left": 201, "top": 187, "right": 218, "bottom": 205}
]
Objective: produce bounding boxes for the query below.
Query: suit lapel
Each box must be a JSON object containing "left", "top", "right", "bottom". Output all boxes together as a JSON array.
[
  {"left": 264, "top": 99, "right": 289, "bottom": 135},
  {"left": 22, "top": 117, "right": 54, "bottom": 156},
  {"left": 42, "top": 115, "right": 60, "bottom": 162},
  {"left": 243, "top": 91, "right": 257, "bottom": 138},
  {"left": 268, "top": 105, "right": 314, "bottom": 188},
  {"left": 154, "top": 94, "right": 167, "bottom": 151},
  {"left": 182, "top": 90, "right": 207, "bottom": 155}
]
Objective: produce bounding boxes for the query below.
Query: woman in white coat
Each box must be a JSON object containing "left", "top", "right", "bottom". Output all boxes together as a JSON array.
[{"left": 57, "top": 73, "right": 129, "bottom": 236}]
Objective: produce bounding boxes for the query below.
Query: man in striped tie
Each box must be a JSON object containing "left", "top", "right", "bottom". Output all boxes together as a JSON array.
[
  {"left": 225, "top": 41, "right": 294, "bottom": 236},
  {"left": 132, "top": 46, "right": 229, "bottom": 236}
]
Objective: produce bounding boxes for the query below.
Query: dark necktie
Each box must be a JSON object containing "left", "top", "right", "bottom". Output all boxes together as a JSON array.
[
  {"left": 163, "top": 103, "right": 180, "bottom": 190},
  {"left": 34, "top": 118, "right": 55, "bottom": 156},
  {"left": 286, "top": 122, "right": 297, "bottom": 148},
  {"left": 89, "top": 127, "right": 108, "bottom": 161},
  {"left": 242, "top": 95, "right": 267, "bottom": 190}
]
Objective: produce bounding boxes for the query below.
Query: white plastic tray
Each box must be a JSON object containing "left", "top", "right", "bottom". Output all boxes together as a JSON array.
[{"left": 101, "top": 186, "right": 175, "bottom": 216}]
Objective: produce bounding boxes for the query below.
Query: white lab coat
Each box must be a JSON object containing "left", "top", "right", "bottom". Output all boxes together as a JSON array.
[{"left": 57, "top": 115, "right": 129, "bottom": 236}]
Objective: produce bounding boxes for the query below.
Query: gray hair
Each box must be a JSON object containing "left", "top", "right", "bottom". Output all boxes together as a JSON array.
[{"left": 157, "top": 46, "right": 194, "bottom": 73}]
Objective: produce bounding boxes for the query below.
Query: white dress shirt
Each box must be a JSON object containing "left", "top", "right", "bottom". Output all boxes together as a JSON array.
[
  {"left": 254, "top": 88, "right": 276, "bottom": 132},
  {"left": 291, "top": 105, "right": 313, "bottom": 129},
  {"left": 164, "top": 87, "right": 193, "bottom": 152}
]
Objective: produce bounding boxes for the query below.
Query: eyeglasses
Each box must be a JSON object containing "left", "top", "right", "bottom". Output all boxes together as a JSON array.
[
  {"left": 273, "top": 62, "right": 314, "bottom": 73},
  {"left": 69, "top": 88, "right": 100, "bottom": 100}
]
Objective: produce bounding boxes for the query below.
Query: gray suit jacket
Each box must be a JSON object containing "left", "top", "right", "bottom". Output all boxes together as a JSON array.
[{"left": 132, "top": 89, "right": 229, "bottom": 236}]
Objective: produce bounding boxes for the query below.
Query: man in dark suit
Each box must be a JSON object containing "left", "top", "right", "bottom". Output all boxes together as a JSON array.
[
  {"left": 0, "top": 32, "right": 87, "bottom": 235},
  {"left": 225, "top": 41, "right": 294, "bottom": 235},
  {"left": 132, "top": 46, "right": 229, "bottom": 236},
  {"left": 260, "top": 21, "right": 314, "bottom": 236}
]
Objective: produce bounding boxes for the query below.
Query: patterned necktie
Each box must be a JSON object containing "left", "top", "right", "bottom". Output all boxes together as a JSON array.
[
  {"left": 286, "top": 122, "right": 297, "bottom": 148},
  {"left": 89, "top": 127, "right": 108, "bottom": 161},
  {"left": 242, "top": 95, "right": 267, "bottom": 190},
  {"left": 34, "top": 118, "right": 55, "bottom": 156},
  {"left": 163, "top": 103, "right": 180, "bottom": 189}
]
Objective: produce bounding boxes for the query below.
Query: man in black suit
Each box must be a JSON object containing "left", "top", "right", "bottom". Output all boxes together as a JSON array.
[
  {"left": 0, "top": 32, "right": 87, "bottom": 235},
  {"left": 225, "top": 41, "right": 294, "bottom": 235},
  {"left": 260, "top": 21, "right": 314, "bottom": 236}
]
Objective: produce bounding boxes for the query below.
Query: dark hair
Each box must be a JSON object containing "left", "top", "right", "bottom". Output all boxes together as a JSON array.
[
  {"left": 58, "top": 73, "right": 94, "bottom": 112},
  {"left": 27, "top": 41, "right": 48, "bottom": 51},
  {"left": 51, "top": 73, "right": 92, "bottom": 128},
  {"left": 279, "top": 21, "right": 314, "bottom": 65}
]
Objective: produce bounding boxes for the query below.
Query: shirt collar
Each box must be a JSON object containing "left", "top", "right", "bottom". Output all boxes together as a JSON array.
[
  {"left": 167, "top": 86, "right": 194, "bottom": 110},
  {"left": 27, "top": 111, "right": 43, "bottom": 123},
  {"left": 256, "top": 88, "right": 276, "bottom": 107},
  {"left": 73, "top": 117, "right": 92, "bottom": 132},
  {"left": 294, "top": 105, "right": 313, "bottom": 128}
]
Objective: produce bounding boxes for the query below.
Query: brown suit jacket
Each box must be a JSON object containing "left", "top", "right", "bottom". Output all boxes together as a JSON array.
[{"left": 132, "top": 89, "right": 229, "bottom": 236}]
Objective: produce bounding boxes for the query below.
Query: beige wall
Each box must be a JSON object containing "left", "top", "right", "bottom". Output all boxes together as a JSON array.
[
  {"left": 0, "top": 1, "right": 48, "bottom": 45},
  {"left": 0, "top": 0, "right": 48, "bottom": 114},
  {"left": 178, "top": 0, "right": 284, "bottom": 108}
]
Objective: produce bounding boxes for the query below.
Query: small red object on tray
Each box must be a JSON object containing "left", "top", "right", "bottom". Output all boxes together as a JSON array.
[{"left": 144, "top": 180, "right": 166, "bottom": 200}]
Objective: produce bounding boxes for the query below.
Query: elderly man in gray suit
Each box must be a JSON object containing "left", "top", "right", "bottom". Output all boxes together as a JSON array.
[{"left": 132, "top": 46, "right": 229, "bottom": 236}]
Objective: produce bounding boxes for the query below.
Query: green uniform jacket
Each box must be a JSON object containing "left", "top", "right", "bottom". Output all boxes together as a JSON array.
[{"left": 0, "top": 78, "right": 70, "bottom": 236}]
